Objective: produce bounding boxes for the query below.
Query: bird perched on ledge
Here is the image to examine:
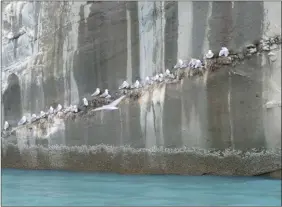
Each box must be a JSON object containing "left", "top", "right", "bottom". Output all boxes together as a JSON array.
[
  {"left": 48, "top": 106, "right": 54, "bottom": 115},
  {"left": 219, "top": 47, "right": 229, "bottom": 57},
  {"left": 83, "top": 98, "right": 88, "bottom": 107},
  {"left": 91, "top": 88, "right": 100, "bottom": 97},
  {"left": 30, "top": 114, "right": 37, "bottom": 123},
  {"left": 3, "top": 121, "right": 9, "bottom": 131},
  {"left": 119, "top": 81, "right": 130, "bottom": 90},
  {"left": 100, "top": 89, "right": 109, "bottom": 98},
  {"left": 55, "top": 104, "right": 62, "bottom": 113},
  {"left": 40, "top": 111, "right": 46, "bottom": 118},
  {"left": 205, "top": 50, "right": 214, "bottom": 59},
  {"left": 18, "top": 116, "right": 27, "bottom": 126},
  {"left": 132, "top": 80, "right": 141, "bottom": 89}
]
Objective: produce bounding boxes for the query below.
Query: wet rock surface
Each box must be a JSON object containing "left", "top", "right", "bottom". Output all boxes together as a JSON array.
[
  {"left": 1, "top": 1, "right": 281, "bottom": 177},
  {"left": 2, "top": 140, "right": 281, "bottom": 177}
]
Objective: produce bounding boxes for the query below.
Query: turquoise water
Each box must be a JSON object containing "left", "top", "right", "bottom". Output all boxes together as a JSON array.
[{"left": 2, "top": 169, "right": 281, "bottom": 206}]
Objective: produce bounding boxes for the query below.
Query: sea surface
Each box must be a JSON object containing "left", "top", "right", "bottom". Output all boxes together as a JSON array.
[{"left": 2, "top": 169, "right": 281, "bottom": 206}]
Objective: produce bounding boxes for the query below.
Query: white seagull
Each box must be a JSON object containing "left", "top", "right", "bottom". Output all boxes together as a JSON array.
[
  {"left": 188, "top": 58, "right": 197, "bottom": 68},
  {"left": 132, "top": 80, "right": 140, "bottom": 89},
  {"left": 119, "top": 81, "right": 130, "bottom": 90},
  {"left": 40, "top": 111, "right": 46, "bottom": 118},
  {"left": 93, "top": 95, "right": 126, "bottom": 112},
  {"left": 165, "top": 69, "right": 175, "bottom": 79},
  {"left": 152, "top": 74, "right": 160, "bottom": 81},
  {"left": 194, "top": 59, "right": 202, "bottom": 68},
  {"left": 145, "top": 76, "right": 153, "bottom": 85},
  {"left": 219, "top": 47, "right": 229, "bottom": 57},
  {"left": 205, "top": 50, "right": 214, "bottom": 59},
  {"left": 72, "top": 105, "right": 78, "bottom": 113},
  {"left": 174, "top": 59, "right": 185, "bottom": 69},
  {"left": 55, "top": 104, "right": 62, "bottom": 113},
  {"left": 91, "top": 88, "right": 100, "bottom": 96},
  {"left": 30, "top": 114, "right": 37, "bottom": 123},
  {"left": 3, "top": 121, "right": 9, "bottom": 130},
  {"left": 100, "top": 89, "right": 109, "bottom": 98},
  {"left": 165, "top": 69, "right": 170, "bottom": 75},
  {"left": 18, "top": 116, "right": 27, "bottom": 126},
  {"left": 83, "top": 98, "right": 89, "bottom": 106},
  {"left": 48, "top": 106, "right": 54, "bottom": 114},
  {"left": 158, "top": 73, "right": 164, "bottom": 82}
]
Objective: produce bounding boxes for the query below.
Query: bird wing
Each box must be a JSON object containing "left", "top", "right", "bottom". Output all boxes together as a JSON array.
[
  {"left": 93, "top": 106, "right": 118, "bottom": 112},
  {"left": 93, "top": 106, "right": 105, "bottom": 111},
  {"left": 108, "top": 95, "right": 126, "bottom": 107},
  {"left": 219, "top": 50, "right": 224, "bottom": 56}
]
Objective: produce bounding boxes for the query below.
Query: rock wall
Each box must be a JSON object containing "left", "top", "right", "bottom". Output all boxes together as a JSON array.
[{"left": 1, "top": 1, "right": 281, "bottom": 177}]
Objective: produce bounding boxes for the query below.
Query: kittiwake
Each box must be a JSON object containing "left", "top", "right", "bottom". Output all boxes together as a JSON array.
[
  {"left": 40, "top": 111, "right": 46, "bottom": 118},
  {"left": 100, "top": 89, "right": 109, "bottom": 98},
  {"left": 48, "top": 106, "right": 54, "bottom": 114},
  {"left": 18, "top": 116, "right": 27, "bottom": 126},
  {"left": 219, "top": 47, "right": 229, "bottom": 57},
  {"left": 205, "top": 50, "right": 214, "bottom": 59},
  {"left": 30, "top": 114, "right": 37, "bottom": 123},
  {"left": 91, "top": 88, "right": 100, "bottom": 96},
  {"left": 72, "top": 105, "right": 78, "bottom": 113},
  {"left": 132, "top": 80, "right": 140, "bottom": 89},
  {"left": 119, "top": 81, "right": 130, "bottom": 90},
  {"left": 83, "top": 98, "right": 88, "bottom": 106},
  {"left": 165, "top": 69, "right": 170, "bottom": 75},
  {"left": 188, "top": 58, "right": 197, "bottom": 68},
  {"left": 3, "top": 121, "right": 9, "bottom": 130},
  {"left": 194, "top": 59, "right": 202, "bottom": 68},
  {"left": 55, "top": 104, "right": 62, "bottom": 113}
]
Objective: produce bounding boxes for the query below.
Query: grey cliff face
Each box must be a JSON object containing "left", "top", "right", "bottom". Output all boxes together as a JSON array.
[{"left": 1, "top": 1, "right": 281, "bottom": 177}]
